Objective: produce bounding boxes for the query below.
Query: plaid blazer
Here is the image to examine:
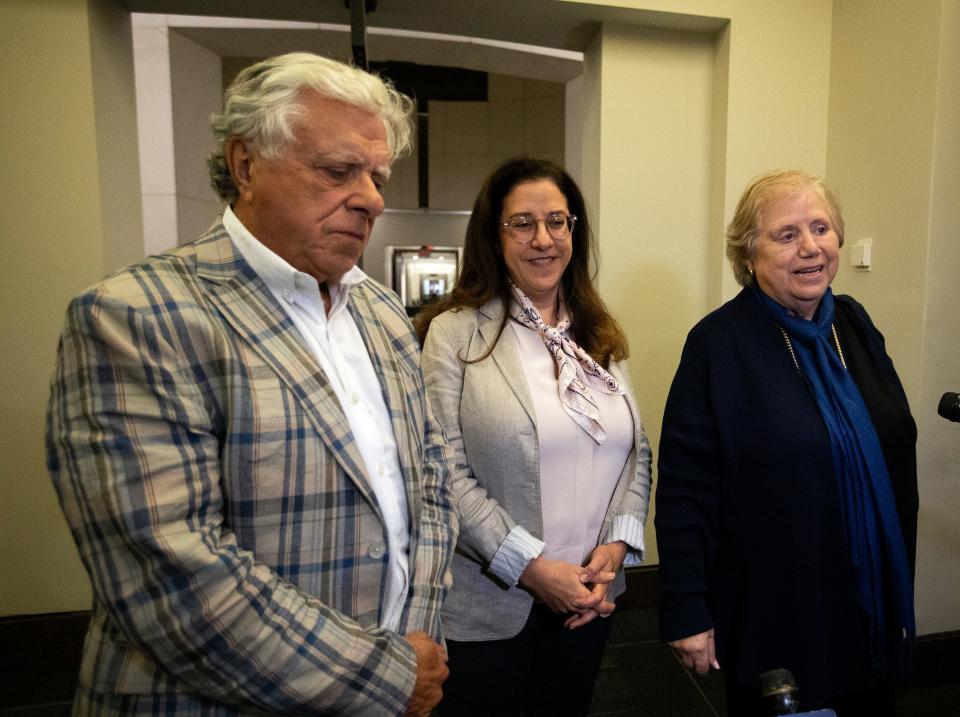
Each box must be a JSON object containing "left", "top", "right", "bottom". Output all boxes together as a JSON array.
[{"left": 46, "top": 221, "right": 456, "bottom": 715}]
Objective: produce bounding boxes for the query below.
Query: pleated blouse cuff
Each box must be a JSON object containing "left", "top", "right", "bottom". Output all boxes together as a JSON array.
[
  {"left": 605, "top": 515, "right": 646, "bottom": 566},
  {"left": 489, "top": 525, "right": 545, "bottom": 586}
]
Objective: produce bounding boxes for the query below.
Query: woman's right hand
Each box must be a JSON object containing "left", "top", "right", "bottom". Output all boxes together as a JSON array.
[
  {"left": 669, "top": 629, "right": 720, "bottom": 675},
  {"left": 518, "top": 557, "right": 595, "bottom": 613}
]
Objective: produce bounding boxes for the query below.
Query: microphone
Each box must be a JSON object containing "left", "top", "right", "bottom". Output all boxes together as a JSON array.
[
  {"left": 759, "top": 668, "right": 800, "bottom": 714},
  {"left": 938, "top": 392, "right": 960, "bottom": 422},
  {"left": 758, "top": 669, "right": 837, "bottom": 716}
]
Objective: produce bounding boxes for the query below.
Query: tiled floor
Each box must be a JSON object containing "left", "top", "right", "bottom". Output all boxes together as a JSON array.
[
  {"left": 589, "top": 608, "right": 960, "bottom": 717},
  {"left": 589, "top": 608, "right": 726, "bottom": 716}
]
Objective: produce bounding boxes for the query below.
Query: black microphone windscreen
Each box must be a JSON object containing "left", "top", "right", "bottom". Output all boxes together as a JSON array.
[
  {"left": 938, "top": 392, "right": 960, "bottom": 422},
  {"left": 759, "top": 668, "right": 800, "bottom": 715}
]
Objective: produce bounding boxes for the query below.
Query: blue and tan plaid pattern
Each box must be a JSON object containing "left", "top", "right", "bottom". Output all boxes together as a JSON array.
[{"left": 46, "top": 222, "right": 456, "bottom": 714}]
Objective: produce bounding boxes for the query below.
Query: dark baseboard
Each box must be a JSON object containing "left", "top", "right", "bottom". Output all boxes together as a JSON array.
[
  {"left": 908, "top": 628, "right": 960, "bottom": 690},
  {"left": 621, "top": 564, "right": 662, "bottom": 610},
  {"left": 2, "top": 585, "right": 958, "bottom": 709},
  {"left": 620, "top": 566, "right": 960, "bottom": 692},
  {"left": 0, "top": 611, "right": 89, "bottom": 708}
]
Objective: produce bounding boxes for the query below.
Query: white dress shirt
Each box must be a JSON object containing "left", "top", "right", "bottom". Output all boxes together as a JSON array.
[{"left": 223, "top": 207, "right": 409, "bottom": 631}]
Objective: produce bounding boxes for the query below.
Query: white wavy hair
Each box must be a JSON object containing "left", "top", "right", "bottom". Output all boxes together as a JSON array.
[{"left": 208, "top": 52, "right": 415, "bottom": 203}]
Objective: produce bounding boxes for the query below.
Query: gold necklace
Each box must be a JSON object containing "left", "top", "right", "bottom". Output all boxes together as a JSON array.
[{"left": 778, "top": 324, "right": 846, "bottom": 372}]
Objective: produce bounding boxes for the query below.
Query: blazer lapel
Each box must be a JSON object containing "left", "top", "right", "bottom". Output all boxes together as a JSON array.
[
  {"left": 611, "top": 362, "right": 642, "bottom": 464},
  {"left": 478, "top": 300, "right": 535, "bottom": 423},
  {"left": 194, "top": 224, "right": 375, "bottom": 499}
]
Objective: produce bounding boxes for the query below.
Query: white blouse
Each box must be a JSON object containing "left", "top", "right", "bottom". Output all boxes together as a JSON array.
[{"left": 509, "top": 320, "right": 633, "bottom": 565}]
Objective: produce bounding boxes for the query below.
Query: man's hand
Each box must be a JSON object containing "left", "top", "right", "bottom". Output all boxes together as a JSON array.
[
  {"left": 404, "top": 631, "right": 448, "bottom": 717},
  {"left": 669, "top": 628, "right": 720, "bottom": 675}
]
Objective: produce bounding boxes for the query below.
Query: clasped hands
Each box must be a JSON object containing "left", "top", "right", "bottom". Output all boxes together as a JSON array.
[{"left": 519, "top": 541, "right": 628, "bottom": 629}]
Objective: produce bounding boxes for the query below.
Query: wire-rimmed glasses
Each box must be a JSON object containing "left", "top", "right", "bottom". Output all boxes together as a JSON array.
[{"left": 500, "top": 213, "right": 577, "bottom": 243}]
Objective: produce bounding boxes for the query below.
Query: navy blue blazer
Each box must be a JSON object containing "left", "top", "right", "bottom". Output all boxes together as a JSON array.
[{"left": 655, "top": 288, "right": 917, "bottom": 707}]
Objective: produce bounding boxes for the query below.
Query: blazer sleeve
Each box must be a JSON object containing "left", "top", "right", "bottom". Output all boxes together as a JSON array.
[
  {"left": 399, "top": 398, "right": 458, "bottom": 637},
  {"left": 602, "top": 361, "right": 652, "bottom": 562},
  {"left": 421, "top": 314, "right": 528, "bottom": 570},
  {"left": 655, "top": 326, "right": 721, "bottom": 642},
  {"left": 387, "top": 309, "right": 458, "bottom": 639},
  {"left": 46, "top": 289, "right": 418, "bottom": 714}
]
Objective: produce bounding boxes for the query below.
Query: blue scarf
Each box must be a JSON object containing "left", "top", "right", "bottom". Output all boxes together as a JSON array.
[{"left": 754, "top": 286, "right": 915, "bottom": 673}]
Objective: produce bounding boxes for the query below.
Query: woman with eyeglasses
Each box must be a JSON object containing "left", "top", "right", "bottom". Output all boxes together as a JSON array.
[{"left": 415, "top": 157, "right": 651, "bottom": 716}]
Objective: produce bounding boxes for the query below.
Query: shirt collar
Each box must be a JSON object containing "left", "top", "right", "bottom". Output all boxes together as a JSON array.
[{"left": 222, "top": 205, "right": 368, "bottom": 316}]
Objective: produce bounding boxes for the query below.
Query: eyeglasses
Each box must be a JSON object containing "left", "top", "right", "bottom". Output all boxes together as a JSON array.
[{"left": 500, "top": 213, "right": 577, "bottom": 243}]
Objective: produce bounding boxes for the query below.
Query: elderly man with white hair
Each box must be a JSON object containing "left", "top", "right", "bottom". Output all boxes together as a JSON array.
[{"left": 47, "top": 52, "right": 456, "bottom": 716}]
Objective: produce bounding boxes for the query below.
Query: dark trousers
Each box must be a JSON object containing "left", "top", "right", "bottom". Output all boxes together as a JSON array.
[
  {"left": 438, "top": 604, "right": 612, "bottom": 717},
  {"left": 726, "top": 675, "right": 897, "bottom": 717}
]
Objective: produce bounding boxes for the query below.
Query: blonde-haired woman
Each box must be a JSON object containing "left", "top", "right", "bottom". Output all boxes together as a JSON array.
[{"left": 656, "top": 169, "right": 917, "bottom": 716}]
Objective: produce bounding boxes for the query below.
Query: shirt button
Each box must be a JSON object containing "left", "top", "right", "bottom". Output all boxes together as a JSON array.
[
  {"left": 350, "top": 394, "right": 360, "bottom": 405},
  {"left": 378, "top": 465, "right": 386, "bottom": 477},
  {"left": 282, "top": 290, "right": 292, "bottom": 301},
  {"left": 368, "top": 543, "right": 385, "bottom": 559}
]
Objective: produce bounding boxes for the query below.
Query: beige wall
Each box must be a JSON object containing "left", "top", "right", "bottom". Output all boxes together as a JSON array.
[
  {"left": 917, "top": 0, "right": 960, "bottom": 635},
  {"left": 577, "top": 0, "right": 834, "bottom": 562},
  {"left": 582, "top": 24, "right": 716, "bottom": 563},
  {"left": 169, "top": 30, "right": 224, "bottom": 243},
  {"left": 0, "top": 0, "right": 141, "bottom": 614},
  {"left": 827, "top": 2, "right": 940, "bottom": 402},
  {"left": 387, "top": 73, "right": 566, "bottom": 211},
  {"left": 2, "top": 0, "right": 958, "bottom": 641},
  {"left": 428, "top": 75, "right": 565, "bottom": 210},
  {"left": 572, "top": 0, "right": 960, "bottom": 636},
  {"left": 134, "top": 17, "right": 223, "bottom": 254},
  {"left": 828, "top": 0, "right": 960, "bottom": 634},
  {"left": 88, "top": 0, "right": 145, "bottom": 271}
]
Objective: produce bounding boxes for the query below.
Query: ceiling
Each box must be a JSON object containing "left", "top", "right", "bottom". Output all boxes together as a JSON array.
[
  {"left": 120, "top": 1, "right": 728, "bottom": 82},
  {"left": 169, "top": 18, "right": 586, "bottom": 83}
]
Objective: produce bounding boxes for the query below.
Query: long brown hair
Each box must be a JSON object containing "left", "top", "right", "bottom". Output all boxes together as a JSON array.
[{"left": 414, "top": 157, "right": 628, "bottom": 368}]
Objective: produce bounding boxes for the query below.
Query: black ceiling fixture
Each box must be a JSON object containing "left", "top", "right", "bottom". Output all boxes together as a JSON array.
[
  {"left": 344, "top": 0, "right": 377, "bottom": 69},
  {"left": 370, "top": 62, "right": 487, "bottom": 104}
]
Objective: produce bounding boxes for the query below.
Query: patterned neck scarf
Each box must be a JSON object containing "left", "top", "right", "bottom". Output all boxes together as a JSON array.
[{"left": 508, "top": 281, "right": 623, "bottom": 444}]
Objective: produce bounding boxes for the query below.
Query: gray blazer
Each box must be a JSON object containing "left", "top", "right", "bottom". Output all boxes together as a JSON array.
[{"left": 421, "top": 298, "right": 651, "bottom": 641}]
